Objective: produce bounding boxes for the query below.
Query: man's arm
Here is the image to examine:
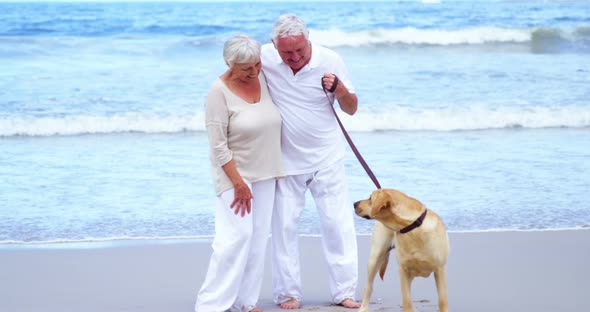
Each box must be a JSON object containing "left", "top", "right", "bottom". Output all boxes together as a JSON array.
[
  {"left": 334, "top": 82, "right": 358, "bottom": 115},
  {"left": 323, "top": 73, "right": 358, "bottom": 115}
]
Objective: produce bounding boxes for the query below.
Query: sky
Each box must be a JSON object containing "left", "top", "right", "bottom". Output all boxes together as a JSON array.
[
  {"left": 0, "top": 0, "right": 349, "bottom": 2},
  {"left": 0, "top": 0, "right": 400, "bottom": 2}
]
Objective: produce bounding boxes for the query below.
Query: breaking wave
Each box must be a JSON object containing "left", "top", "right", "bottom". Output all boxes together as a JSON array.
[
  {"left": 2, "top": 105, "right": 589, "bottom": 137},
  {"left": 311, "top": 26, "right": 590, "bottom": 53}
]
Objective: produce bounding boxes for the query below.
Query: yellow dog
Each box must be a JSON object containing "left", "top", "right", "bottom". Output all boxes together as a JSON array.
[{"left": 354, "top": 188, "right": 450, "bottom": 312}]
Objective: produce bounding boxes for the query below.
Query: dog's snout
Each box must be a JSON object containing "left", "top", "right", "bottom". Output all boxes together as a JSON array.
[{"left": 354, "top": 200, "right": 373, "bottom": 220}]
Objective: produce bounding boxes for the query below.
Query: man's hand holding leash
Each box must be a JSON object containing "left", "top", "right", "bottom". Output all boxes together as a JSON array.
[{"left": 322, "top": 72, "right": 358, "bottom": 115}]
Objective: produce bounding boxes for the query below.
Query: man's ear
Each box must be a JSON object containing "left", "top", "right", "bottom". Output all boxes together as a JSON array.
[
  {"left": 272, "top": 39, "right": 277, "bottom": 49},
  {"left": 371, "top": 190, "right": 391, "bottom": 218}
]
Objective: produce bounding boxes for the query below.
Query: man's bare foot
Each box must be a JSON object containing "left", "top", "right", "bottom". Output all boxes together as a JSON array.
[
  {"left": 279, "top": 298, "right": 301, "bottom": 309},
  {"left": 338, "top": 298, "right": 361, "bottom": 309},
  {"left": 249, "top": 307, "right": 263, "bottom": 312}
]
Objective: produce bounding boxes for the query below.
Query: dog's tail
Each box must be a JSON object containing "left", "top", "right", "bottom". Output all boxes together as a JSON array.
[{"left": 379, "top": 244, "right": 395, "bottom": 280}]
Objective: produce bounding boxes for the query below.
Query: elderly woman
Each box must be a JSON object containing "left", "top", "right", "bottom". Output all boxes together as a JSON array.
[{"left": 195, "top": 35, "right": 283, "bottom": 312}]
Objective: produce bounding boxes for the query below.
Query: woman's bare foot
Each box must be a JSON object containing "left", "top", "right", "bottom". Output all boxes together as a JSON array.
[
  {"left": 339, "top": 298, "right": 361, "bottom": 309},
  {"left": 249, "top": 307, "right": 263, "bottom": 312},
  {"left": 279, "top": 298, "right": 301, "bottom": 309}
]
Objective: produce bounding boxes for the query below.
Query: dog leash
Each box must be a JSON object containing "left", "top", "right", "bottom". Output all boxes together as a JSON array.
[
  {"left": 322, "top": 75, "right": 382, "bottom": 189},
  {"left": 323, "top": 76, "right": 425, "bottom": 235}
]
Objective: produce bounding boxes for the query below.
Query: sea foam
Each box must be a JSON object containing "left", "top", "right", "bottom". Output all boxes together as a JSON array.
[
  {"left": 1, "top": 105, "right": 588, "bottom": 137},
  {"left": 310, "top": 26, "right": 590, "bottom": 53},
  {"left": 0, "top": 113, "right": 205, "bottom": 137}
]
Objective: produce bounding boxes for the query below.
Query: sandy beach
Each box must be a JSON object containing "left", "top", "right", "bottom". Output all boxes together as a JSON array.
[{"left": 1, "top": 230, "right": 589, "bottom": 312}]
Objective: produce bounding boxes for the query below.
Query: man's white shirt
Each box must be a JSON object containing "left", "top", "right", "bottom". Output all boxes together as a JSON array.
[{"left": 261, "top": 42, "right": 356, "bottom": 175}]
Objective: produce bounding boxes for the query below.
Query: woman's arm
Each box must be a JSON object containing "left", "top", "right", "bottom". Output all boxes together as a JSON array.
[{"left": 205, "top": 84, "right": 253, "bottom": 217}]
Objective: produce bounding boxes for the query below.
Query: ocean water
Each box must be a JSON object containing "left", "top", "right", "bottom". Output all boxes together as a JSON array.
[{"left": 1, "top": 1, "right": 589, "bottom": 245}]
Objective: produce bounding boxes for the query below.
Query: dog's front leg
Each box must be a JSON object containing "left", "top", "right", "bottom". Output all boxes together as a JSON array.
[
  {"left": 359, "top": 222, "right": 394, "bottom": 312},
  {"left": 399, "top": 268, "right": 415, "bottom": 312},
  {"left": 434, "top": 268, "right": 448, "bottom": 312}
]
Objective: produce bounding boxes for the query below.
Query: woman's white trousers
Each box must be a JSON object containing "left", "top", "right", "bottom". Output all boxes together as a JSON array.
[{"left": 195, "top": 179, "right": 276, "bottom": 312}]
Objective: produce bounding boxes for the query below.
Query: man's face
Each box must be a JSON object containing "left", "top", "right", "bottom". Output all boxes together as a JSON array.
[{"left": 274, "top": 34, "right": 311, "bottom": 72}]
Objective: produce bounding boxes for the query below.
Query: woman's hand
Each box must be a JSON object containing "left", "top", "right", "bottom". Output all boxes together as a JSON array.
[
  {"left": 219, "top": 160, "right": 253, "bottom": 217},
  {"left": 231, "top": 181, "right": 253, "bottom": 217}
]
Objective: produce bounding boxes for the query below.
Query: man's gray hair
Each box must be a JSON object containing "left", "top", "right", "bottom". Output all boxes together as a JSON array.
[
  {"left": 271, "top": 14, "right": 309, "bottom": 43},
  {"left": 223, "top": 35, "right": 261, "bottom": 68}
]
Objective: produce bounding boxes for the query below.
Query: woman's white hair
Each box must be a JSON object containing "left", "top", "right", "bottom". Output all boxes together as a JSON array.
[
  {"left": 271, "top": 14, "right": 309, "bottom": 43},
  {"left": 223, "top": 35, "right": 261, "bottom": 68}
]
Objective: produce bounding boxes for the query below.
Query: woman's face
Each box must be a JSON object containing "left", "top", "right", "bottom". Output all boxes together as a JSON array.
[{"left": 230, "top": 59, "right": 261, "bottom": 82}]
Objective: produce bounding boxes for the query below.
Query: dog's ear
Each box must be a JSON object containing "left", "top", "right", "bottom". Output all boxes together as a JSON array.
[{"left": 370, "top": 190, "right": 391, "bottom": 218}]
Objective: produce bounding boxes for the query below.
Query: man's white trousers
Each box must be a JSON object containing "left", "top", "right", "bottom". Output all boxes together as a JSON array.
[
  {"left": 195, "top": 179, "right": 275, "bottom": 312},
  {"left": 272, "top": 160, "right": 358, "bottom": 304}
]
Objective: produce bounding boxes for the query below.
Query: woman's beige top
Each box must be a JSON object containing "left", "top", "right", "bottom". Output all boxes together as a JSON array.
[{"left": 205, "top": 73, "right": 284, "bottom": 195}]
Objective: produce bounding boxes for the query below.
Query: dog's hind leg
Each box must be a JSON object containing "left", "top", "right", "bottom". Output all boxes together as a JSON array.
[
  {"left": 359, "top": 222, "right": 395, "bottom": 312},
  {"left": 434, "top": 268, "right": 448, "bottom": 312}
]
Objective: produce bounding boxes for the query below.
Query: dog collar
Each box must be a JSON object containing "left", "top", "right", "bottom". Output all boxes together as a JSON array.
[{"left": 400, "top": 209, "right": 428, "bottom": 234}]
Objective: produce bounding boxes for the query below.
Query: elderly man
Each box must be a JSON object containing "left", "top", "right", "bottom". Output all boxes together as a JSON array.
[{"left": 261, "top": 14, "right": 360, "bottom": 310}]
